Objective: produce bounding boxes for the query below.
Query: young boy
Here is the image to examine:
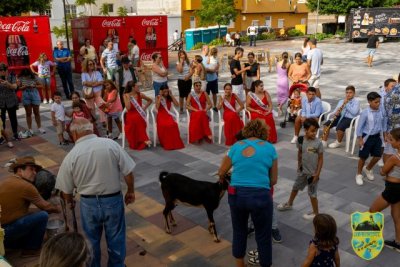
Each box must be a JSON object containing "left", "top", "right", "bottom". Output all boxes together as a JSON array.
[
  {"left": 278, "top": 118, "right": 324, "bottom": 220},
  {"left": 291, "top": 87, "right": 322, "bottom": 144},
  {"left": 322, "top": 85, "right": 360, "bottom": 148},
  {"left": 355, "top": 92, "right": 385, "bottom": 185},
  {"left": 51, "top": 91, "right": 68, "bottom": 146}
]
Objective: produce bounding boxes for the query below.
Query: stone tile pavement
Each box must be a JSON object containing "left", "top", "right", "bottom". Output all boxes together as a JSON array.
[{"left": 2, "top": 39, "right": 400, "bottom": 266}]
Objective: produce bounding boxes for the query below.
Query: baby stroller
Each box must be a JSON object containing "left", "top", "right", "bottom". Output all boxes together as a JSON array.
[{"left": 280, "top": 83, "right": 308, "bottom": 128}]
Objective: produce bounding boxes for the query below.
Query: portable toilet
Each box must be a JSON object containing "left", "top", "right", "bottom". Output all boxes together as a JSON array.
[
  {"left": 220, "top": 26, "right": 228, "bottom": 37},
  {"left": 200, "top": 27, "right": 211, "bottom": 44},
  {"left": 185, "top": 29, "right": 195, "bottom": 50},
  {"left": 209, "top": 26, "right": 219, "bottom": 40}
]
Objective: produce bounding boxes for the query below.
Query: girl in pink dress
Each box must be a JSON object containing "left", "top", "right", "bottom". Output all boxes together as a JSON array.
[
  {"left": 276, "top": 52, "right": 291, "bottom": 115},
  {"left": 102, "top": 80, "right": 123, "bottom": 139}
]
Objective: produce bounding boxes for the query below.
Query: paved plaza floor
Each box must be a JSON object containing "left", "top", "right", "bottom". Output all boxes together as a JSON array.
[{"left": 2, "top": 39, "right": 400, "bottom": 266}]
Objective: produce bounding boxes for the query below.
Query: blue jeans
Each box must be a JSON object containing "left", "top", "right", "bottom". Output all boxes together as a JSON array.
[
  {"left": 229, "top": 186, "right": 273, "bottom": 267},
  {"left": 250, "top": 35, "right": 256, "bottom": 46},
  {"left": 57, "top": 65, "right": 74, "bottom": 98},
  {"left": 80, "top": 194, "right": 126, "bottom": 267},
  {"left": 3, "top": 211, "right": 48, "bottom": 250},
  {"left": 153, "top": 81, "right": 168, "bottom": 97}
]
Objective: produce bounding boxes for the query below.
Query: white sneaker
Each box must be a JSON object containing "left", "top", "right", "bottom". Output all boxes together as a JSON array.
[
  {"left": 38, "top": 128, "right": 46, "bottom": 134},
  {"left": 18, "top": 131, "right": 29, "bottom": 139},
  {"left": 378, "top": 158, "right": 384, "bottom": 167},
  {"left": 321, "top": 140, "right": 327, "bottom": 148},
  {"left": 328, "top": 140, "right": 341, "bottom": 148},
  {"left": 363, "top": 166, "right": 375, "bottom": 181},
  {"left": 303, "top": 212, "right": 316, "bottom": 220},
  {"left": 118, "top": 133, "right": 123, "bottom": 140},
  {"left": 28, "top": 129, "right": 34, "bottom": 136},
  {"left": 49, "top": 99, "right": 54, "bottom": 104},
  {"left": 277, "top": 202, "right": 293, "bottom": 211},
  {"left": 290, "top": 135, "right": 298, "bottom": 144},
  {"left": 43, "top": 99, "right": 48, "bottom": 104},
  {"left": 355, "top": 174, "right": 364, "bottom": 185}
]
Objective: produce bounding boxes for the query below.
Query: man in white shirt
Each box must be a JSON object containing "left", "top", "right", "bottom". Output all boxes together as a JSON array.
[
  {"left": 173, "top": 30, "right": 179, "bottom": 42},
  {"left": 130, "top": 40, "right": 140, "bottom": 67},
  {"left": 307, "top": 38, "right": 323, "bottom": 98},
  {"left": 100, "top": 41, "right": 119, "bottom": 80},
  {"left": 249, "top": 24, "right": 257, "bottom": 47},
  {"left": 226, "top": 32, "right": 234, "bottom": 46}
]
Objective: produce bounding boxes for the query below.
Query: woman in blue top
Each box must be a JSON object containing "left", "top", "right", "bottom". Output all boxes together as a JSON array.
[{"left": 218, "top": 119, "right": 278, "bottom": 267}]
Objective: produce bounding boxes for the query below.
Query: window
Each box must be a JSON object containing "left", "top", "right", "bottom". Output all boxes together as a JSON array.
[
  {"left": 190, "top": 16, "right": 196, "bottom": 28},
  {"left": 228, "top": 19, "right": 235, "bottom": 28},
  {"left": 301, "top": 18, "right": 307, "bottom": 25},
  {"left": 278, "top": 19, "right": 284, "bottom": 28},
  {"left": 251, "top": 20, "right": 259, "bottom": 26},
  {"left": 65, "top": 4, "right": 77, "bottom": 18},
  {"left": 265, "top": 16, "right": 271, "bottom": 27},
  {"left": 107, "top": 4, "right": 114, "bottom": 13},
  {"left": 40, "top": 9, "right": 52, "bottom": 18}
]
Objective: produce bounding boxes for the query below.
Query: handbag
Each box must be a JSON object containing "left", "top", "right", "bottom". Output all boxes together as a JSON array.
[{"left": 83, "top": 86, "right": 94, "bottom": 99}]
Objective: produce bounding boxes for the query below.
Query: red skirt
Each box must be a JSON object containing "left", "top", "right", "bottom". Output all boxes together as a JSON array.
[
  {"left": 250, "top": 112, "right": 277, "bottom": 143},
  {"left": 189, "top": 111, "right": 212, "bottom": 143},
  {"left": 157, "top": 112, "right": 184, "bottom": 150},
  {"left": 125, "top": 110, "right": 150, "bottom": 150},
  {"left": 224, "top": 111, "right": 244, "bottom": 146}
]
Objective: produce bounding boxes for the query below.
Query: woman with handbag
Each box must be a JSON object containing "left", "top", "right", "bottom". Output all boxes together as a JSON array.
[{"left": 81, "top": 59, "right": 105, "bottom": 125}]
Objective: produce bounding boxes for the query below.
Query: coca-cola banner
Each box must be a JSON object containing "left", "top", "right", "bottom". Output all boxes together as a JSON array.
[
  {"left": 0, "top": 16, "right": 56, "bottom": 92},
  {"left": 71, "top": 16, "right": 168, "bottom": 73}
]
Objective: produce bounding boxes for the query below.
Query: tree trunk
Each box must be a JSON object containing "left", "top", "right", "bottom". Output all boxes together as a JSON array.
[{"left": 218, "top": 24, "right": 221, "bottom": 39}]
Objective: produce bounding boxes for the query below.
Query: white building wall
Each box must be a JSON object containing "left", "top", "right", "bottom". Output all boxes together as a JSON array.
[{"left": 136, "top": 0, "right": 180, "bottom": 15}]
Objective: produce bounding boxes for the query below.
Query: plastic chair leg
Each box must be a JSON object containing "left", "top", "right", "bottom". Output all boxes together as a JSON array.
[
  {"left": 345, "top": 129, "right": 351, "bottom": 153},
  {"left": 218, "top": 125, "right": 223, "bottom": 144}
]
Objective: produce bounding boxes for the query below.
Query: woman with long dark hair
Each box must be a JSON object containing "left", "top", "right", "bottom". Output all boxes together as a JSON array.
[
  {"left": 276, "top": 52, "right": 291, "bottom": 115},
  {"left": 176, "top": 50, "right": 193, "bottom": 113}
]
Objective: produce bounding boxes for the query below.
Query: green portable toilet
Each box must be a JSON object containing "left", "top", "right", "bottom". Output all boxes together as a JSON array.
[
  {"left": 220, "top": 26, "right": 228, "bottom": 37},
  {"left": 185, "top": 29, "right": 195, "bottom": 50},
  {"left": 209, "top": 26, "right": 219, "bottom": 40},
  {"left": 201, "top": 27, "right": 211, "bottom": 43}
]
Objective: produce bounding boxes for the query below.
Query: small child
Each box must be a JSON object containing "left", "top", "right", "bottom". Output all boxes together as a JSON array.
[
  {"left": 301, "top": 214, "right": 340, "bottom": 267},
  {"left": 289, "top": 88, "right": 302, "bottom": 116},
  {"left": 51, "top": 91, "right": 68, "bottom": 146},
  {"left": 355, "top": 92, "right": 385, "bottom": 185},
  {"left": 192, "top": 55, "right": 206, "bottom": 90},
  {"left": 72, "top": 102, "right": 86, "bottom": 120},
  {"left": 103, "top": 80, "right": 123, "bottom": 139},
  {"left": 278, "top": 118, "right": 323, "bottom": 220}
]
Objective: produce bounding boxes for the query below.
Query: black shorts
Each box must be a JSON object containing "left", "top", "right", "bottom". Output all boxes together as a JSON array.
[
  {"left": 382, "top": 181, "right": 400, "bottom": 204},
  {"left": 178, "top": 79, "right": 192, "bottom": 98},
  {"left": 358, "top": 134, "right": 383, "bottom": 159},
  {"left": 206, "top": 79, "right": 218, "bottom": 95},
  {"left": 323, "top": 117, "right": 352, "bottom": 132}
]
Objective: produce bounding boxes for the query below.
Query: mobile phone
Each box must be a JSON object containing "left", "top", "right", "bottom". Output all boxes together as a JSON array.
[{"left": 307, "top": 176, "right": 314, "bottom": 185}]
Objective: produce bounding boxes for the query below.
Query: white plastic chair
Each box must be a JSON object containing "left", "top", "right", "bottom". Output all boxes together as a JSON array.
[
  {"left": 316, "top": 101, "right": 331, "bottom": 138},
  {"left": 217, "top": 109, "right": 225, "bottom": 144},
  {"left": 351, "top": 115, "right": 361, "bottom": 155},
  {"left": 120, "top": 107, "right": 150, "bottom": 149},
  {"left": 186, "top": 109, "right": 214, "bottom": 144},
  {"left": 151, "top": 104, "right": 180, "bottom": 147}
]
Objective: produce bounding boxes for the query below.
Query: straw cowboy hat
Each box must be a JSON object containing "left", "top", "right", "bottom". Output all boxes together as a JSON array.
[{"left": 8, "top": 156, "right": 43, "bottom": 173}]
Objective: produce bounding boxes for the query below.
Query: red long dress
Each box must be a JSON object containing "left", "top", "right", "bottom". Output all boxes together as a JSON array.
[
  {"left": 249, "top": 94, "right": 278, "bottom": 143},
  {"left": 189, "top": 92, "right": 212, "bottom": 143},
  {"left": 157, "top": 99, "right": 184, "bottom": 150},
  {"left": 223, "top": 94, "right": 244, "bottom": 146},
  {"left": 125, "top": 94, "right": 150, "bottom": 150}
]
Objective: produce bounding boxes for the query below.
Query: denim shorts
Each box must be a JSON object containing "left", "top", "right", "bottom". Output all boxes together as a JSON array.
[
  {"left": 22, "top": 88, "right": 41, "bottom": 106},
  {"left": 107, "top": 112, "right": 121, "bottom": 120},
  {"left": 367, "top": 48, "right": 376, "bottom": 56},
  {"left": 38, "top": 76, "right": 50, "bottom": 86}
]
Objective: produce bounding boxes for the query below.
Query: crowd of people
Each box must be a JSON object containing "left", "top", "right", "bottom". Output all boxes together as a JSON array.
[{"left": 1, "top": 34, "right": 400, "bottom": 267}]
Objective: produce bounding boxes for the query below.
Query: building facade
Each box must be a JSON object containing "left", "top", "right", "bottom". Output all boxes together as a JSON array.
[{"left": 182, "top": 0, "right": 309, "bottom": 33}]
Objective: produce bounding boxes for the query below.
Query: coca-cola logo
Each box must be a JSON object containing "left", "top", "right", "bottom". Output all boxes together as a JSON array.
[
  {"left": 141, "top": 18, "right": 159, "bottom": 27},
  {"left": 0, "top": 21, "right": 30, "bottom": 32},
  {"left": 140, "top": 52, "right": 160, "bottom": 61},
  {"left": 101, "top": 19, "right": 121, "bottom": 28},
  {"left": 6, "top": 45, "right": 29, "bottom": 57}
]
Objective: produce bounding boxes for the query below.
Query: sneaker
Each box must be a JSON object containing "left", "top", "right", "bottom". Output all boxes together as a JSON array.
[
  {"left": 355, "top": 174, "right": 364, "bottom": 185},
  {"left": 7, "top": 142, "right": 14, "bottom": 148},
  {"left": 28, "top": 129, "right": 34, "bottom": 137},
  {"left": 272, "top": 228, "right": 282, "bottom": 243},
  {"left": 118, "top": 133, "right": 123, "bottom": 140},
  {"left": 378, "top": 158, "right": 384, "bottom": 167},
  {"left": 277, "top": 202, "right": 292, "bottom": 211},
  {"left": 384, "top": 240, "right": 400, "bottom": 252},
  {"left": 321, "top": 140, "right": 327, "bottom": 148},
  {"left": 290, "top": 135, "right": 298, "bottom": 144},
  {"left": 328, "top": 140, "right": 341, "bottom": 148},
  {"left": 49, "top": 99, "right": 54, "bottom": 104},
  {"left": 247, "top": 249, "right": 258, "bottom": 257},
  {"left": 247, "top": 256, "right": 259, "bottom": 266},
  {"left": 43, "top": 99, "right": 48, "bottom": 104},
  {"left": 303, "top": 212, "right": 316, "bottom": 220},
  {"left": 38, "top": 128, "right": 46, "bottom": 134},
  {"left": 363, "top": 166, "right": 375, "bottom": 181},
  {"left": 18, "top": 131, "right": 29, "bottom": 139}
]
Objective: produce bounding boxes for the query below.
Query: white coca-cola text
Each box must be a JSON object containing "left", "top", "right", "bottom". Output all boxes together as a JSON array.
[
  {"left": 6, "top": 46, "right": 29, "bottom": 57},
  {"left": 141, "top": 18, "right": 159, "bottom": 27},
  {"left": 140, "top": 52, "right": 160, "bottom": 61},
  {"left": 0, "top": 21, "right": 30, "bottom": 32},
  {"left": 101, "top": 19, "right": 121, "bottom": 28}
]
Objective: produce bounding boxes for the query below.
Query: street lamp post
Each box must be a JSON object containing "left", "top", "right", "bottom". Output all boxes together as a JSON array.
[
  {"left": 315, "top": 0, "right": 320, "bottom": 38},
  {"left": 62, "top": 0, "right": 70, "bottom": 50}
]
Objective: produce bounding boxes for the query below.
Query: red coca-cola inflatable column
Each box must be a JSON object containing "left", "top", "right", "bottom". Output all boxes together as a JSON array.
[
  {"left": 0, "top": 16, "right": 56, "bottom": 96},
  {"left": 71, "top": 16, "right": 168, "bottom": 73}
]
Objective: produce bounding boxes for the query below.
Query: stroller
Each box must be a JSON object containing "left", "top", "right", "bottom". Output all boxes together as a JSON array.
[{"left": 280, "top": 83, "right": 308, "bottom": 128}]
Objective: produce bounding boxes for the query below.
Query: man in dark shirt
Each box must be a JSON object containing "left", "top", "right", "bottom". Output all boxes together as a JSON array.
[
  {"left": 230, "top": 47, "right": 250, "bottom": 102},
  {"left": 366, "top": 30, "right": 379, "bottom": 67}
]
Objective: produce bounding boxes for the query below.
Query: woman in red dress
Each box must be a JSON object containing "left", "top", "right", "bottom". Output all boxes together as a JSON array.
[
  {"left": 123, "top": 81, "right": 153, "bottom": 150},
  {"left": 156, "top": 84, "right": 184, "bottom": 150},
  {"left": 217, "top": 83, "right": 244, "bottom": 146},
  {"left": 246, "top": 80, "right": 278, "bottom": 143},
  {"left": 187, "top": 80, "right": 213, "bottom": 144}
]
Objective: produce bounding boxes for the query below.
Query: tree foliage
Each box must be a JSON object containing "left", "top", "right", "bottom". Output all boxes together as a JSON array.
[
  {"left": 75, "top": 0, "right": 96, "bottom": 16},
  {"left": 306, "top": 0, "right": 400, "bottom": 15},
  {"left": 117, "top": 6, "right": 128, "bottom": 16},
  {"left": 196, "top": 0, "right": 237, "bottom": 27},
  {"left": 99, "top": 3, "right": 110, "bottom": 16},
  {"left": 0, "top": 0, "right": 51, "bottom": 16}
]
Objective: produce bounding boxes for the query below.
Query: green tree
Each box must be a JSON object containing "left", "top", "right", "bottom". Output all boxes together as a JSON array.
[
  {"left": 52, "top": 23, "right": 72, "bottom": 39},
  {"left": 196, "top": 0, "right": 237, "bottom": 38},
  {"left": 306, "top": 0, "right": 399, "bottom": 15},
  {"left": 0, "top": 0, "right": 51, "bottom": 16},
  {"left": 99, "top": 3, "right": 110, "bottom": 16},
  {"left": 117, "top": 6, "right": 128, "bottom": 16},
  {"left": 75, "top": 0, "right": 96, "bottom": 16}
]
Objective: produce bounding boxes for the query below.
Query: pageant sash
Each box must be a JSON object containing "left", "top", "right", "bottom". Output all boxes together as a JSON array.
[
  {"left": 249, "top": 92, "right": 268, "bottom": 111},
  {"left": 223, "top": 97, "right": 236, "bottom": 112},
  {"left": 130, "top": 96, "right": 147, "bottom": 122},
  {"left": 191, "top": 91, "right": 203, "bottom": 111},
  {"left": 160, "top": 98, "right": 177, "bottom": 121}
]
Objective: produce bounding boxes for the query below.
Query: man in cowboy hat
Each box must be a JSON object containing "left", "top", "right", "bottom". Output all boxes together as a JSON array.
[{"left": 0, "top": 156, "right": 60, "bottom": 257}]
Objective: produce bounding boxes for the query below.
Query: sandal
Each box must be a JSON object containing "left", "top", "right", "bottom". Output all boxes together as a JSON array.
[
  {"left": 247, "top": 249, "right": 258, "bottom": 257},
  {"left": 247, "top": 256, "right": 259, "bottom": 266}
]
